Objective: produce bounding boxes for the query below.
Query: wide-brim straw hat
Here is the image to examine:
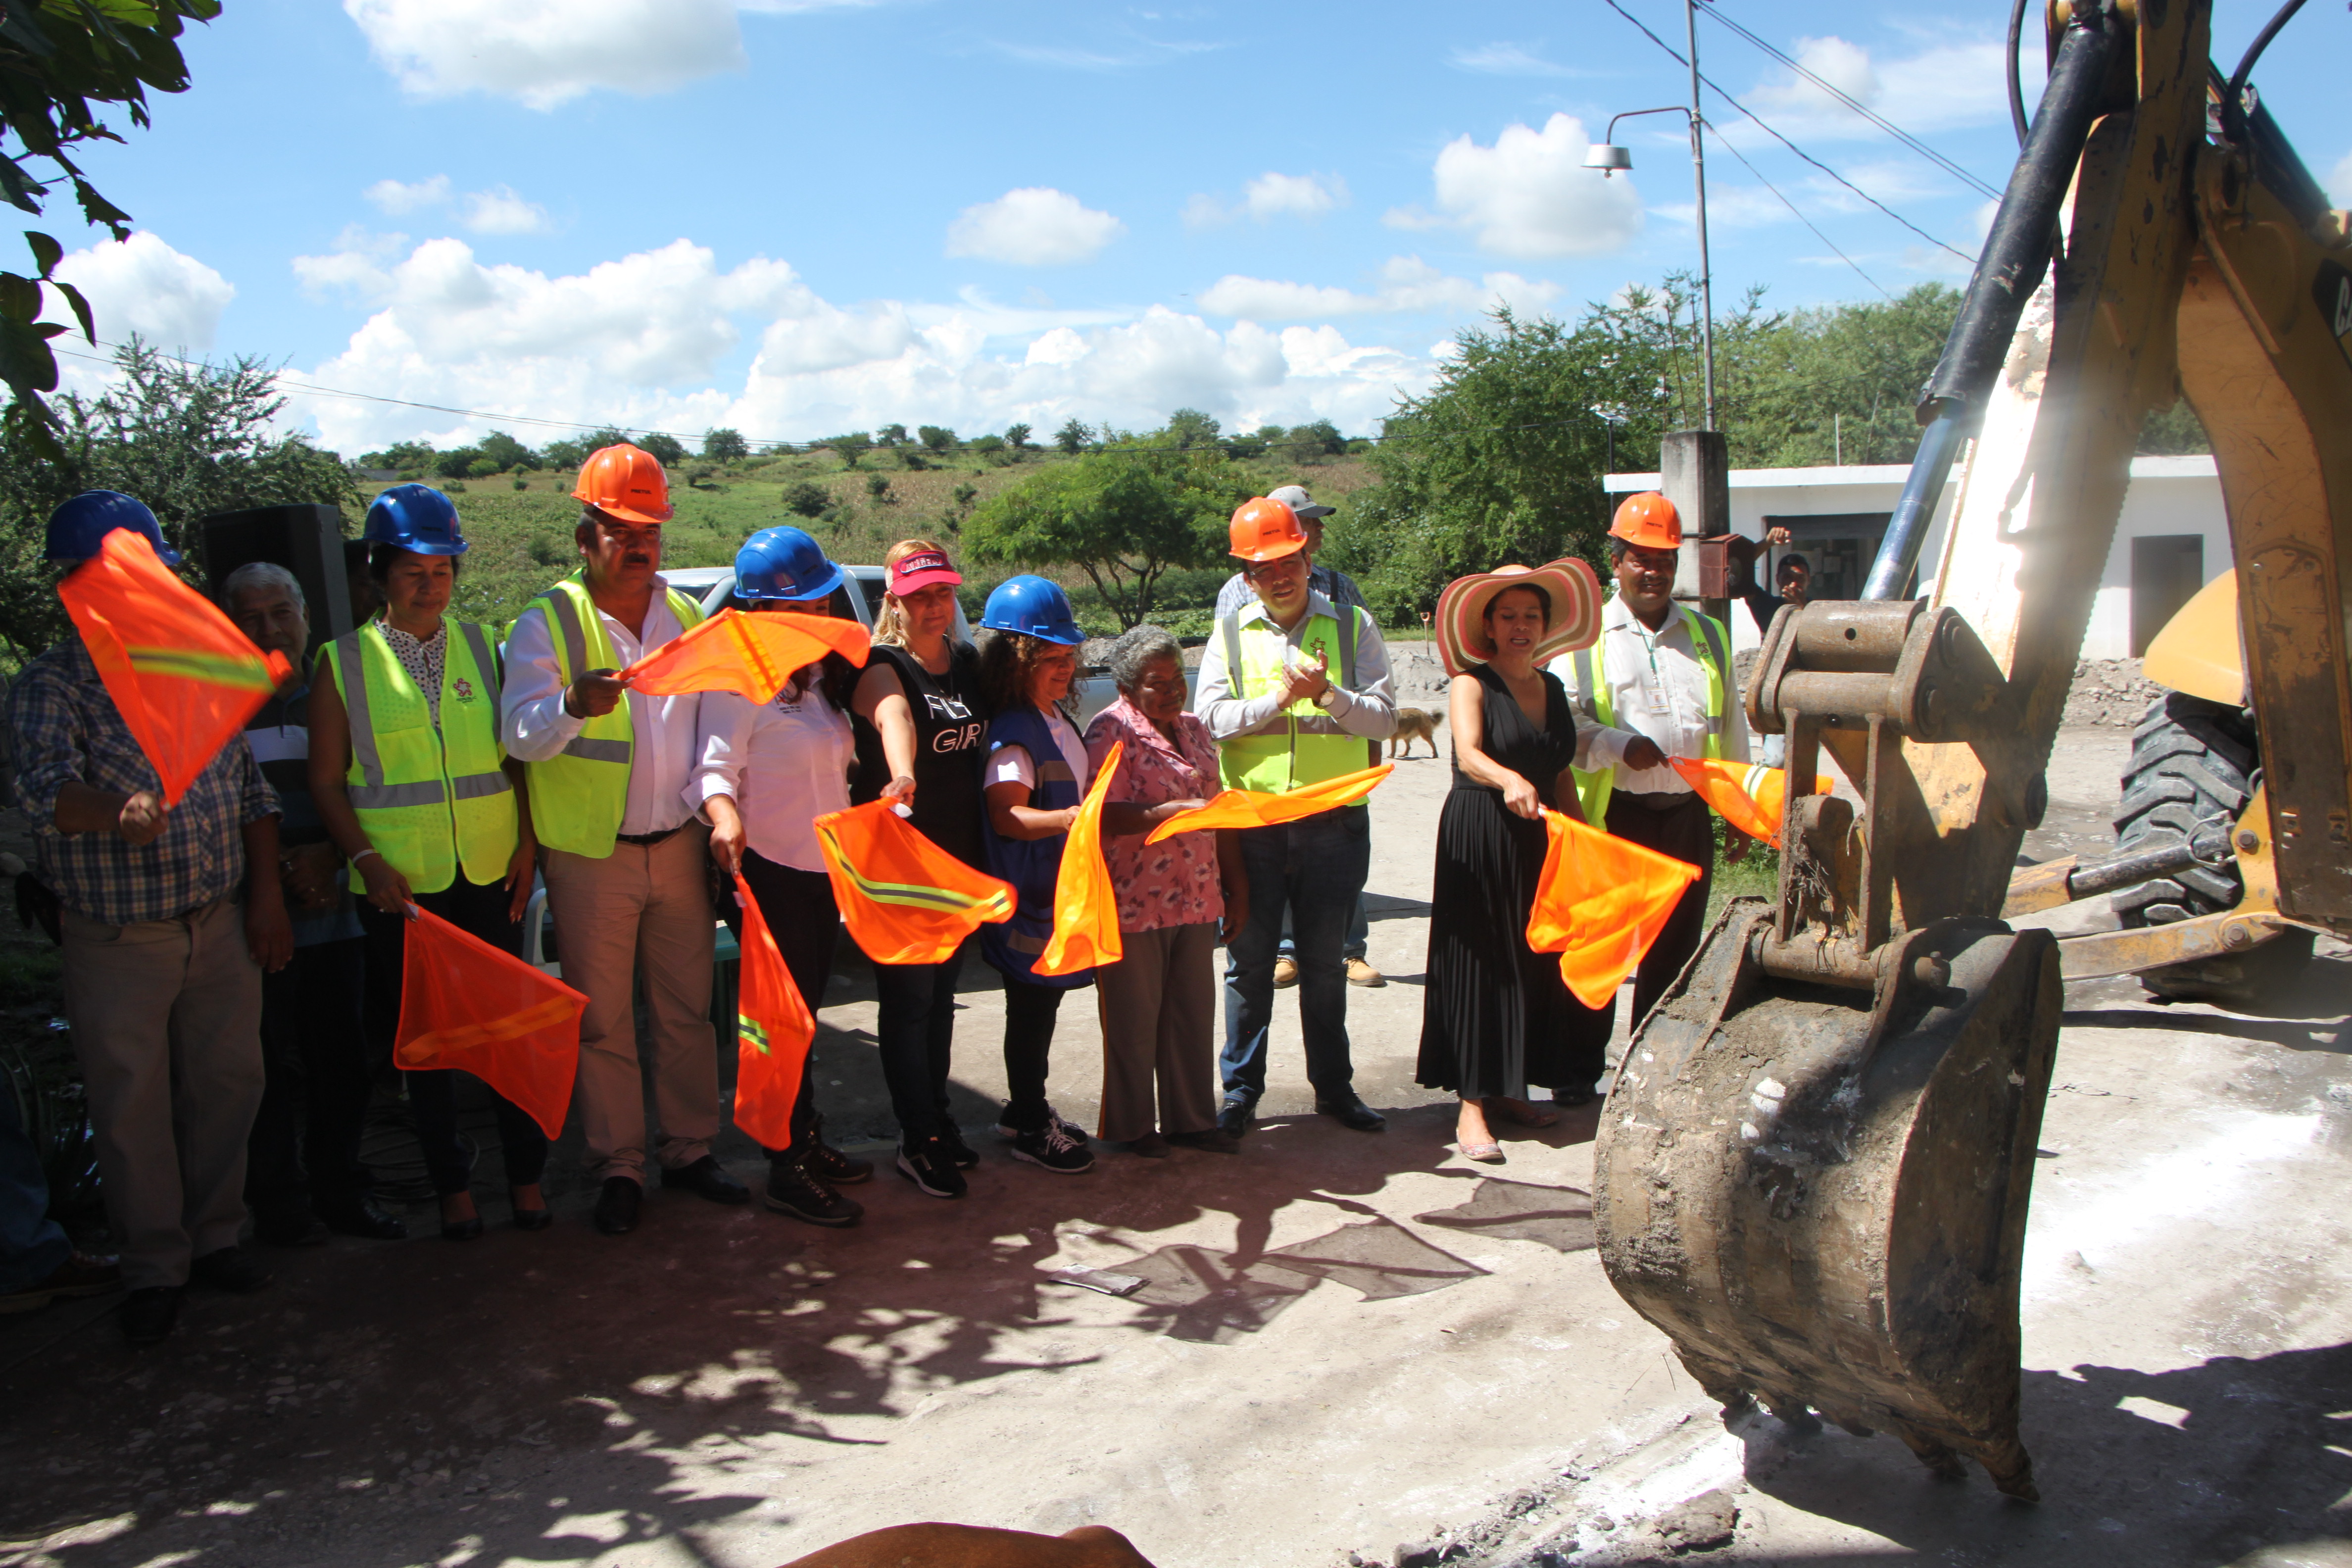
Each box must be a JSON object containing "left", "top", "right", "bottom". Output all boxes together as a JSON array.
[{"left": 1434, "top": 558, "right": 1604, "bottom": 677}]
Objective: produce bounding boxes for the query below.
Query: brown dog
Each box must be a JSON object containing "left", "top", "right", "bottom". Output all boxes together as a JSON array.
[
  {"left": 780, "top": 1522, "right": 1157, "bottom": 1568},
  {"left": 1389, "top": 706, "right": 1444, "bottom": 759}
]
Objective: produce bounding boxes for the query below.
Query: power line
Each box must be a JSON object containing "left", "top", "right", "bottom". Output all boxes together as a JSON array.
[
  {"left": 1709, "top": 133, "right": 1895, "bottom": 301},
  {"left": 1698, "top": 5, "right": 2006, "bottom": 201},
  {"left": 1598, "top": 0, "right": 1978, "bottom": 265}
]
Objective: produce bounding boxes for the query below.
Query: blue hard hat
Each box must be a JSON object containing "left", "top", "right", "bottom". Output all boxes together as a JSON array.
[
  {"left": 734, "top": 526, "right": 842, "bottom": 603},
  {"left": 46, "top": 490, "right": 179, "bottom": 566},
  {"left": 362, "top": 484, "right": 469, "bottom": 556},
  {"left": 980, "top": 574, "right": 1083, "bottom": 646}
]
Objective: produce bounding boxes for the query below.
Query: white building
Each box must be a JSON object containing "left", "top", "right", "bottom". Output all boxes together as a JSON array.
[{"left": 1604, "top": 454, "right": 2228, "bottom": 660}]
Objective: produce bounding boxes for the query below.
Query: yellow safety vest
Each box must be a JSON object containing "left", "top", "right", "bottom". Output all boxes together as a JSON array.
[
  {"left": 1567, "top": 603, "right": 1729, "bottom": 824},
  {"left": 1214, "top": 602, "right": 1369, "bottom": 793},
  {"left": 326, "top": 620, "right": 518, "bottom": 895},
  {"left": 522, "top": 574, "right": 705, "bottom": 858}
]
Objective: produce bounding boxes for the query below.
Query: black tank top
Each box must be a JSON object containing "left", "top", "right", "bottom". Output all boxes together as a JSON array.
[{"left": 851, "top": 641, "right": 990, "bottom": 868}]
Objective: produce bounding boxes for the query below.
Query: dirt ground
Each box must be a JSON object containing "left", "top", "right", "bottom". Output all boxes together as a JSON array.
[{"left": 3, "top": 724, "right": 2348, "bottom": 1568}]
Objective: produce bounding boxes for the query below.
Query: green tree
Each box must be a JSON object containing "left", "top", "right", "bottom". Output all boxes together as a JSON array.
[
  {"left": 1004, "top": 422, "right": 1032, "bottom": 451},
  {"left": 541, "top": 427, "right": 627, "bottom": 470},
  {"left": 477, "top": 430, "right": 538, "bottom": 471},
  {"left": 360, "top": 440, "right": 434, "bottom": 471},
  {"left": 875, "top": 422, "right": 908, "bottom": 447},
  {"left": 823, "top": 431, "right": 872, "bottom": 468},
  {"left": 0, "top": 338, "right": 356, "bottom": 660},
  {"left": 702, "top": 426, "right": 748, "bottom": 461},
  {"left": 964, "top": 452, "right": 1241, "bottom": 629},
  {"left": 1162, "top": 407, "right": 1220, "bottom": 450},
  {"left": 918, "top": 424, "right": 956, "bottom": 453},
  {"left": 434, "top": 446, "right": 481, "bottom": 479},
  {"left": 783, "top": 480, "right": 831, "bottom": 518},
  {"left": 1054, "top": 417, "right": 1090, "bottom": 454},
  {"left": 635, "top": 431, "right": 687, "bottom": 466},
  {"left": 0, "top": 2, "right": 219, "bottom": 456}
]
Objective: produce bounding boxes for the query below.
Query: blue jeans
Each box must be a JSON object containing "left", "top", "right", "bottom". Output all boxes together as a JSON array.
[
  {"left": 0, "top": 1086, "right": 69, "bottom": 1294},
  {"left": 1275, "top": 894, "right": 1370, "bottom": 963},
  {"left": 1223, "top": 807, "right": 1372, "bottom": 1105}
]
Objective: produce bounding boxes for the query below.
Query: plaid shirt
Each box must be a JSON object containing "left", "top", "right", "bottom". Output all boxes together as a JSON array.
[{"left": 7, "top": 639, "right": 279, "bottom": 927}]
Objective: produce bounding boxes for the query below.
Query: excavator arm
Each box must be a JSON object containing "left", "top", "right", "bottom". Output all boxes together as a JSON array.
[{"left": 1592, "top": 0, "right": 2352, "bottom": 1500}]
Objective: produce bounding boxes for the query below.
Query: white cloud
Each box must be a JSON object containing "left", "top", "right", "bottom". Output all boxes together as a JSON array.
[
  {"left": 1387, "top": 113, "right": 1643, "bottom": 258},
  {"left": 1184, "top": 171, "right": 1349, "bottom": 228},
  {"left": 365, "top": 175, "right": 450, "bottom": 215},
  {"left": 51, "top": 233, "right": 235, "bottom": 351},
  {"left": 1450, "top": 41, "right": 1575, "bottom": 77},
  {"left": 2329, "top": 150, "right": 2352, "bottom": 208},
  {"left": 946, "top": 188, "right": 1125, "bottom": 266},
  {"left": 1737, "top": 34, "right": 2007, "bottom": 141},
  {"left": 460, "top": 186, "right": 552, "bottom": 235},
  {"left": 1199, "top": 256, "right": 1558, "bottom": 320},
  {"left": 343, "top": 0, "right": 746, "bottom": 110},
  {"left": 277, "top": 236, "right": 1433, "bottom": 454}
]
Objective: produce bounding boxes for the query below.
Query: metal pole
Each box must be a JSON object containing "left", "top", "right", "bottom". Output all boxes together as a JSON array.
[{"left": 1686, "top": 0, "right": 1715, "bottom": 432}]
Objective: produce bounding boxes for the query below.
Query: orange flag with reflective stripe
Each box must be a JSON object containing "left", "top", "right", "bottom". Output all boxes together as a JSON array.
[
  {"left": 1668, "top": 757, "right": 1835, "bottom": 848},
  {"left": 814, "top": 800, "right": 1017, "bottom": 966},
  {"left": 1525, "top": 809, "right": 1702, "bottom": 1010},
  {"left": 621, "top": 608, "right": 870, "bottom": 703},
  {"left": 393, "top": 904, "right": 587, "bottom": 1139},
  {"left": 729, "top": 871, "right": 816, "bottom": 1152},
  {"left": 1036, "top": 740, "right": 1122, "bottom": 978},
  {"left": 1144, "top": 762, "right": 1393, "bottom": 845},
  {"left": 55, "top": 528, "right": 294, "bottom": 806}
]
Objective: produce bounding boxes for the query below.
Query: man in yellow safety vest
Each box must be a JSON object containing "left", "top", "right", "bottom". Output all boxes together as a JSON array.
[
  {"left": 1194, "top": 496, "right": 1396, "bottom": 1138},
  {"left": 1550, "top": 491, "right": 1754, "bottom": 1091},
  {"left": 500, "top": 444, "right": 747, "bottom": 1237}
]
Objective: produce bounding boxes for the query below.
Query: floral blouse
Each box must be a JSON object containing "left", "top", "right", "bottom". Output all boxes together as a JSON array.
[{"left": 1082, "top": 693, "right": 1225, "bottom": 934}]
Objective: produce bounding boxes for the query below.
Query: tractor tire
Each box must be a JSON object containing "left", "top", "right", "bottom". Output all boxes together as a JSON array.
[{"left": 2110, "top": 691, "right": 2312, "bottom": 1003}]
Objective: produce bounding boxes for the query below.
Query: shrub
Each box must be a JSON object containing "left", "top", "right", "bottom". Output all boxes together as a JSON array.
[
  {"left": 511, "top": 476, "right": 527, "bottom": 490},
  {"left": 784, "top": 480, "right": 831, "bottom": 518},
  {"left": 866, "top": 473, "right": 892, "bottom": 502},
  {"left": 467, "top": 456, "right": 500, "bottom": 478}
]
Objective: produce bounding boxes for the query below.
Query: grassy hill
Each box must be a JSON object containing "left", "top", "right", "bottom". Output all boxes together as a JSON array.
[{"left": 439, "top": 447, "right": 1381, "bottom": 633}]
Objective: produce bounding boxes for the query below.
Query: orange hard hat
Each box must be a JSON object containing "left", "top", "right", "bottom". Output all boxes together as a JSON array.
[
  {"left": 1229, "top": 496, "right": 1309, "bottom": 562},
  {"left": 1609, "top": 491, "right": 1682, "bottom": 551},
  {"left": 572, "top": 443, "right": 674, "bottom": 526}
]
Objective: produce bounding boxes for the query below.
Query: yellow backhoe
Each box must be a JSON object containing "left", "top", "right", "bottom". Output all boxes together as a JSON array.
[{"left": 1593, "top": 0, "right": 2351, "bottom": 1501}]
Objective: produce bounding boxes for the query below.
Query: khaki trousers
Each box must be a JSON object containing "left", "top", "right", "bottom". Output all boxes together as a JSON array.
[
  {"left": 1094, "top": 920, "right": 1221, "bottom": 1142},
  {"left": 61, "top": 896, "right": 264, "bottom": 1289},
  {"left": 543, "top": 825, "right": 717, "bottom": 1183}
]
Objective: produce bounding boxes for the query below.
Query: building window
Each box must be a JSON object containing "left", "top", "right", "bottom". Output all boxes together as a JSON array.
[
  {"left": 1759, "top": 511, "right": 1895, "bottom": 601},
  {"left": 2130, "top": 534, "right": 2204, "bottom": 657}
]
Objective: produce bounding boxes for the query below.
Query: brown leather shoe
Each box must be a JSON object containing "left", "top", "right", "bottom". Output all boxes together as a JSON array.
[{"left": 0, "top": 1251, "right": 122, "bottom": 1314}]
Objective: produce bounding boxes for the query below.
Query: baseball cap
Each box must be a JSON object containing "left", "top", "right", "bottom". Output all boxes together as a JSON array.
[
  {"left": 886, "top": 546, "right": 963, "bottom": 595},
  {"left": 1266, "top": 484, "right": 1332, "bottom": 521}
]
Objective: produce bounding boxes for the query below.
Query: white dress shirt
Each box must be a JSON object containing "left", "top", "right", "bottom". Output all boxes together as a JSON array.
[
  {"left": 686, "top": 683, "right": 852, "bottom": 873},
  {"left": 1550, "top": 593, "right": 1750, "bottom": 796},
  {"left": 502, "top": 592, "right": 701, "bottom": 837},
  {"left": 1194, "top": 589, "right": 1396, "bottom": 741}
]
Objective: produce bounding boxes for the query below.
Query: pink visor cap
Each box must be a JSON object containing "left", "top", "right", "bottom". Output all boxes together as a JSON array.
[{"left": 887, "top": 549, "right": 963, "bottom": 594}]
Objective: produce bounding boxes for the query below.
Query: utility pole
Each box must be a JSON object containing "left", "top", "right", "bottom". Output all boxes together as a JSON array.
[{"left": 1686, "top": 0, "right": 1715, "bottom": 434}]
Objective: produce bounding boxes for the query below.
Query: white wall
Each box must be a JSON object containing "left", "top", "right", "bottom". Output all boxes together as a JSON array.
[{"left": 1604, "top": 454, "right": 2228, "bottom": 659}]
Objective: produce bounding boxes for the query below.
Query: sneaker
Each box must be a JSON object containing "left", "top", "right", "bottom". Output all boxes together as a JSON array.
[
  {"left": 1272, "top": 956, "right": 1300, "bottom": 988},
  {"left": 1009, "top": 1121, "right": 1094, "bottom": 1175},
  {"left": 1345, "top": 957, "right": 1385, "bottom": 988},
  {"left": 805, "top": 1143, "right": 874, "bottom": 1186},
  {"left": 0, "top": 1250, "right": 121, "bottom": 1314},
  {"left": 765, "top": 1159, "right": 863, "bottom": 1227},
  {"left": 896, "top": 1136, "right": 968, "bottom": 1199},
  {"left": 937, "top": 1124, "right": 981, "bottom": 1170},
  {"left": 993, "top": 1102, "right": 1087, "bottom": 1143}
]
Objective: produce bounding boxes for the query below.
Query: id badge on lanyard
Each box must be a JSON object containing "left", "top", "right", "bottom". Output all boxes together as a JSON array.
[{"left": 1640, "top": 635, "right": 1670, "bottom": 715}]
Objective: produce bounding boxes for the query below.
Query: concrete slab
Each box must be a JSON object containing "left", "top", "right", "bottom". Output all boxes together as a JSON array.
[{"left": 4, "top": 727, "right": 2345, "bottom": 1568}]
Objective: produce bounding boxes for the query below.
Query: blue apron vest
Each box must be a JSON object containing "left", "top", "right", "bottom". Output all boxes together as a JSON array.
[{"left": 979, "top": 704, "right": 1091, "bottom": 989}]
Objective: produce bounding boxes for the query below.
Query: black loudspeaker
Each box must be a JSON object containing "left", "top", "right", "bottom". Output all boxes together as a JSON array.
[{"left": 199, "top": 504, "right": 354, "bottom": 662}]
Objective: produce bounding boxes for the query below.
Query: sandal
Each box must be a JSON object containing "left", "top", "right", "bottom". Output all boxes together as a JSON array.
[
  {"left": 1490, "top": 1097, "right": 1560, "bottom": 1128},
  {"left": 1457, "top": 1140, "right": 1506, "bottom": 1165}
]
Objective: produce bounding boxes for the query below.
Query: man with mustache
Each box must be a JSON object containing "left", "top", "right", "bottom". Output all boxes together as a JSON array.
[{"left": 502, "top": 444, "right": 747, "bottom": 1236}]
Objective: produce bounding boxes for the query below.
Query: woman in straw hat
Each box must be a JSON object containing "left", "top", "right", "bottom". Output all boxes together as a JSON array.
[{"left": 1413, "top": 558, "right": 1606, "bottom": 1163}]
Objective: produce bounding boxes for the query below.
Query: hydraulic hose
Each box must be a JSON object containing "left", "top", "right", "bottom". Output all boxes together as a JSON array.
[{"left": 1862, "top": 5, "right": 2121, "bottom": 602}]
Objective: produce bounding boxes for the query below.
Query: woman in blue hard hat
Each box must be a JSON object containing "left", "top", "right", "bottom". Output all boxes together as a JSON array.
[
  {"left": 975, "top": 574, "right": 1095, "bottom": 1176},
  {"left": 688, "top": 526, "right": 872, "bottom": 1227},
  {"left": 308, "top": 484, "right": 547, "bottom": 1241},
  {"left": 847, "top": 539, "right": 990, "bottom": 1201}
]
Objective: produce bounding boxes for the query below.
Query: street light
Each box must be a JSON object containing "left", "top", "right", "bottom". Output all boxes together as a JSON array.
[{"left": 1584, "top": 0, "right": 1717, "bottom": 433}]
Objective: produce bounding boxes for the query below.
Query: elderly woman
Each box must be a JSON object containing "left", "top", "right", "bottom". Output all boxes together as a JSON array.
[{"left": 1081, "top": 626, "right": 1247, "bottom": 1157}]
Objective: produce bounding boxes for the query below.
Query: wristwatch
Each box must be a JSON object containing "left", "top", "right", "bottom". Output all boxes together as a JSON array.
[{"left": 1312, "top": 686, "right": 1339, "bottom": 711}]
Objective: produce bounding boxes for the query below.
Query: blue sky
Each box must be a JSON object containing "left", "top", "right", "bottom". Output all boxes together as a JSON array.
[{"left": 39, "top": 0, "right": 2352, "bottom": 456}]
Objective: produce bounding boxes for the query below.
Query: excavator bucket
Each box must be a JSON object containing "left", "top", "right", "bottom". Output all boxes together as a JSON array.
[{"left": 1594, "top": 903, "right": 2061, "bottom": 1498}]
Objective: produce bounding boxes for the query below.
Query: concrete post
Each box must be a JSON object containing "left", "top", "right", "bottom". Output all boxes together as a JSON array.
[{"left": 1660, "top": 430, "right": 1730, "bottom": 627}]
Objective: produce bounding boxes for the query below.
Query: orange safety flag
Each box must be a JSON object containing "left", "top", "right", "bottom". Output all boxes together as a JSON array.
[
  {"left": 393, "top": 904, "right": 588, "bottom": 1139},
  {"left": 1525, "top": 809, "right": 1702, "bottom": 1010},
  {"left": 728, "top": 870, "right": 816, "bottom": 1152},
  {"left": 55, "top": 528, "right": 294, "bottom": 806},
  {"left": 621, "top": 608, "right": 870, "bottom": 704},
  {"left": 1035, "top": 740, "right": 1123, "bottom": 978},
  {"left": 813, "top": 800, "right": 1018, "bottom": 966},
  {"left": 1668, "top": 757, "right": 1835, "bottom": 848},
  {"left": 1144, "top": 762, "right": 1394, "bottom": 845}
]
